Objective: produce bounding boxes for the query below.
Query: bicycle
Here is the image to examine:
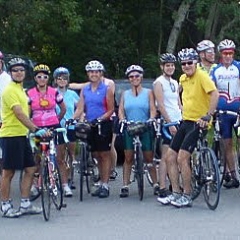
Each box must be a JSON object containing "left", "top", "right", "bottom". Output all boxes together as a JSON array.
[
  {"left": 29, "top": 127, "right": 68, "bottom": 221},
  {"left": 191, "top": 126, "right": 220, "bottom": 210},
  {"left": 67, "top": 119, "right": 100, "bottom": 201},
  {"left": 120, "top": 120, "right": 155, "bottom": 200}
]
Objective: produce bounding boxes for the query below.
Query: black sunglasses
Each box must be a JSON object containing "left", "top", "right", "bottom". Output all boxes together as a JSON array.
[
  {"left": 181, "top": 61, "right": 194, "bottom": 66},
  {"left": 169, "top": 81, "right": 176, "bottom": 92},
  {"left": 11, "top": 68, "right": 25, "bottom": 73}
]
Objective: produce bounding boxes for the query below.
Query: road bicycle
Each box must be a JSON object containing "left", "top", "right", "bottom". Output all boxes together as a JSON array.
[
  {"left": 29, "top": 127, "right": 68, "bottom": 221},
  {"left": 191, "top": 126, "right": 220, "bottom": 210},
  {"left": 120, "top": 120, "right": 156, "bottom": 200},
  {"left": 67, "top": 119, "right": 100, "bottom": 201}
]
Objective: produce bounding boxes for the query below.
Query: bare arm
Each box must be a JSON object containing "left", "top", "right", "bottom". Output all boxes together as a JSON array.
[
  {"left": 118, "top": 91, "right": 125, "bottom": 121},
  {"left": 12, "top": 105, "right": 38, "bottom": 132},
  {"left": 69, "top": 82, "right": 88, "bottom": 90},
  {"left": 207, "top": 89, "right": 219, "bottom": 115},
  {"left": 149, "top": 90, "right": 157, "bottom": 119}
]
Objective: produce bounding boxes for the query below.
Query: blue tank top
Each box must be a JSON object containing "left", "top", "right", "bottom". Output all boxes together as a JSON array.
[
  {"left": 56, "top": 88, "right": 80, "bottom": 127},
  {"left": 83, "top": 82, "right": 108, "bottom": 121},
  {"left": 123, "top": 88, "right": 150, "bottom": 122}
]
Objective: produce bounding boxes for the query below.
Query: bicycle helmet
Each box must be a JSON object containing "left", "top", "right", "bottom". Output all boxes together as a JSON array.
[
  {"left": 159, "top": 53, "right": 177, "bottom": 63},
  {"left": 125, "top": 65, "right": 144, "bottom": 76},
  {"left": 33, "top": 64, "right": 51, "bottom": 75},
  {"left": 85, "top": 60, "right": 104, "bottom": 72},
  {"left": 196, "top": 40, "right": 215, "bottom": 52},
  {"left": 178, "top": 48, "right": 198, "bottom": 61},
  {"left": 53, "top": 67, "right": 70, "bottom": 79},
  {"left": 8, "top": 57, "right": 27, "bottom": 71},
  {"left": 217, "top": 39, "right": 236, "bottom": 52},
  {"left": 0, "top": 51, "right": 4, "bottom": 60}
]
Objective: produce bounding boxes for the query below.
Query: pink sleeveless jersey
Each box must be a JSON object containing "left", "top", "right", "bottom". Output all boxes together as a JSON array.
[{"left": 27, "top": 87, "right": 63, "bottom": 127}]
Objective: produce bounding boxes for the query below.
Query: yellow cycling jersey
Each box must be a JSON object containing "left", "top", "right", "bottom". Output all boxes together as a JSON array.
[
  {"left": 0, "top": 82, "right": 29, "bottom": 137},
  {"left": 180, "top": 68, "right": 217, "bottom": 122}
]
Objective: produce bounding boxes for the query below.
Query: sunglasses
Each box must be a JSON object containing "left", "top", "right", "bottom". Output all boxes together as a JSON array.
[
  {"left": 11, "top": 68, "right": 25, "bottom": 73},
  {"left": 129, "top": 74, "right": 141, "bottom": 79},
  {"left": 36, "top": 75, "right": 48, "bottom": 80},
  {"left": 169, "top": 82, "right": 176, "bottom": 92},
  {"left": 57, "top": 76, "right": 68, "bottom": 81},
  {"left": 222, "top": 51, "right": 234, "bottom": 56},
  {"left": 181, "top": 61, "right": 194, "bottom": 66}
]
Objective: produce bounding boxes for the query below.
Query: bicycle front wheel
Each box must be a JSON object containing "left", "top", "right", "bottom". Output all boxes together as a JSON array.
[
  {"left": 135, "top": 145, "right": 144, "bottom": 201},
  {"left": 41, "top": 162, "right": 51, "bottom": 221},
  {"left": 212, "top": 140, "right": 226, "bottom": 186},
  {"left": 201, "top": 147, "right": 221, "bottom": 210},
  {"left": 79, "top": 144, "right": 87, "bottom": 201},
  {"left": 51, "top": 162, "right": 63, "bottom": 210}
]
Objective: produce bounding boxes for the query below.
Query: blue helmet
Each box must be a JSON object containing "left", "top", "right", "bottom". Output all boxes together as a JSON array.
[{"left": 53, "top": 67, "right": 70, "bottom": 79}]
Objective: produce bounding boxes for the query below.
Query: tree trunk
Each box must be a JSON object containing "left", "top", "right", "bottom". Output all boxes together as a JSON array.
[
  {"left": 166, "top": 0, "right": 194, "bottom": 53},
  {"left": 204, "top": 1, "right": 219, "bottom": 40}
]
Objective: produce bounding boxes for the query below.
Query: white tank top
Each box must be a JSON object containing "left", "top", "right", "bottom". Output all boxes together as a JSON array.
[{"left": 153, "top": 75, "right": 182, "bottom": 122}]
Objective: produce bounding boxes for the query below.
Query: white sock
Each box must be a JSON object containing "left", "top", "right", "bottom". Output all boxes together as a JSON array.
[{"left": 20, "top": 198, "right": 31, "bottom": 208}]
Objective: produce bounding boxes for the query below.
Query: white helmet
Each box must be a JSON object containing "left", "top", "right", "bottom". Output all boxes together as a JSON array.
[
  {"left": 85, "top": 60, "right": 104, "bottom": 71},
  {"left": 217, "top": 39, "right": 236, "bottom": 52},
  {"left": 178, "top": 48, "right": 198, "bottom": 61},
  {"left": 197, "top": 40, "right": 215, "bottom": 52},
  {"left": 125, "top": 65, "right": 144, "bottom": 76}
]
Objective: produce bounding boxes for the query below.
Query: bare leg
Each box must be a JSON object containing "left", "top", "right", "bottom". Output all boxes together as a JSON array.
[
  {"left": 1, "top": 169, "right": 15, "bottom": 201},
  {"left": 143, "top": 150, "right": 157, "bottom": 184},
  {"left": 98, "top": 151, "right": 111, "bottom": 183},
  {"left": 56, "top": 144, "right": 68, "bottom": 185},
  {"left": 159, "top": 145, "right": 169, "bottom": 189},
  {"left": 122, "top": 150, "right": 133, "bottom": 186},
  {"left": 165, "top": 148, "right": 181, "bottom": 193},
  {"left": 21, "top": 166, "right": 36, "bottom": 198},
  {"left": 177, "top": 149, "right": 191, "bottom": 195}
]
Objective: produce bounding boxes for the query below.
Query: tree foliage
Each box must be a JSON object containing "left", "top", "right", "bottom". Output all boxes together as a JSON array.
[{"left": 0, "top": 0, "right": 239, "bottom": 80}]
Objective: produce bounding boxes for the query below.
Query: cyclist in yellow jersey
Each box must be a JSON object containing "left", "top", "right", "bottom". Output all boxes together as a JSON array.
[
  {"left": 196, "top": 40, "right": 217, "bottom": 74},
  {"left": 0, "top": 58, "right": 47, "bottom": 218},
  {"left": 157, "top": 48, "right": 219, "bottom": 208}
]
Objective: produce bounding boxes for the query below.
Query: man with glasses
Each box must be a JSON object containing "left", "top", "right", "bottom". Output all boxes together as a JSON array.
[
  {"left": 210, "top": 39, "right": 240, "bottom": 189},
  {"left": 196, "top": 40, "right": 217, "bottom": 74},
  {"left": 0, "top": 58, "right": 44, "bottom": 218},
  {"left": 157, "top": 48, "right": 219, "bottom": 208}
]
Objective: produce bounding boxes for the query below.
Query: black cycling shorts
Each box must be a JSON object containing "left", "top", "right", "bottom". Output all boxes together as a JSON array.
[
  {"left": 170, "top": 120, "right": 207, "bottom": 154},
  {"left": 2, "top": 136, "right": 35, "bottom": 170}
]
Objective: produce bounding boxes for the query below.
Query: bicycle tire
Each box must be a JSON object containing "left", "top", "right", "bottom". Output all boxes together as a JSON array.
[
  {"left": 79, "top": 144, "right": 86, "bottom": 201},
  {"left": 212, "top": 140, "right": 226, "bottom": 186},
  {"left": 235, "top": 139, "right": 240, "bottom": 175},
  {"left": 51, "top": 161, "right": 63, "bottom": 210},
  {"left": 65, "top": 149, "right": 75, "bottom": 189},
  {"left": 41, "top": 161, "right": 51, "bottom": 221},
  {"left": 202, "top": 147, "right": 220, "bottom": 210},
  {"left": 135, "top": 145, "right": 144, "bottom": 201},
  {"left": 190, "top": 152, "right": 202, "bottom": 200}
]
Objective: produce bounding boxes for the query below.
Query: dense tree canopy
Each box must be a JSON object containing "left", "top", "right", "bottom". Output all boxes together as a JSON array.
[{"left": 0, "top": 0, "right": 239, "bottom": 81}]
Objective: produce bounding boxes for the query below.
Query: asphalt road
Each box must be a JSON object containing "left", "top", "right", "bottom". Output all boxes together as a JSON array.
[{"left": 1, "top": 168, "right": 240, "bottom": 240}]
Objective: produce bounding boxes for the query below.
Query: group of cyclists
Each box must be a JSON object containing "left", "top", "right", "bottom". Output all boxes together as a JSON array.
[{"left": 0, "top": 37, "right": 239, "bottom": 218}]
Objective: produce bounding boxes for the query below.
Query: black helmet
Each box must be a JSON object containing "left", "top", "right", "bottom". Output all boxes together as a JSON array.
[{"left": 159, "top": 53, "right": 177, "bottom": 63}]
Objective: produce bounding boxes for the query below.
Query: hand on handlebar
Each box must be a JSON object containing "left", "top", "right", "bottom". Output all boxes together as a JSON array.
[
  {"left": 197, "top": 114, "right": 212, "bottom": 128},
  {"left": 35, "top": 128, "right": 49, "bottom": 137}
]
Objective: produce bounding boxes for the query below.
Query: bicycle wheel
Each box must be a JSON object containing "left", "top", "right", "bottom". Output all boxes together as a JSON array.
[
  {"left": 135, "top": 145, "right": 144, "bottom": 201},
  {"left": 212, "top": 140, "right": 226, "bottom": 186},
  {"left": 65, "top": 149, "right": 75, "bottom": 189},
  {"left": 51, "top": 161, "right": 63, "bottom": 210},
  {"left": 41, "top": 161, "right": 51, "bottom": 221},
  {"left": 79, "top": 144, "right": 87, "bottom": 201},
  {"left": 235, "top": 139, "right": 240, "bottom": 175},
  {"left": 190, "top": 152, "right": 202, "bottom": 200},
  {"left": 202, "top": 147, "right": 220, "bottom": 210}
]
